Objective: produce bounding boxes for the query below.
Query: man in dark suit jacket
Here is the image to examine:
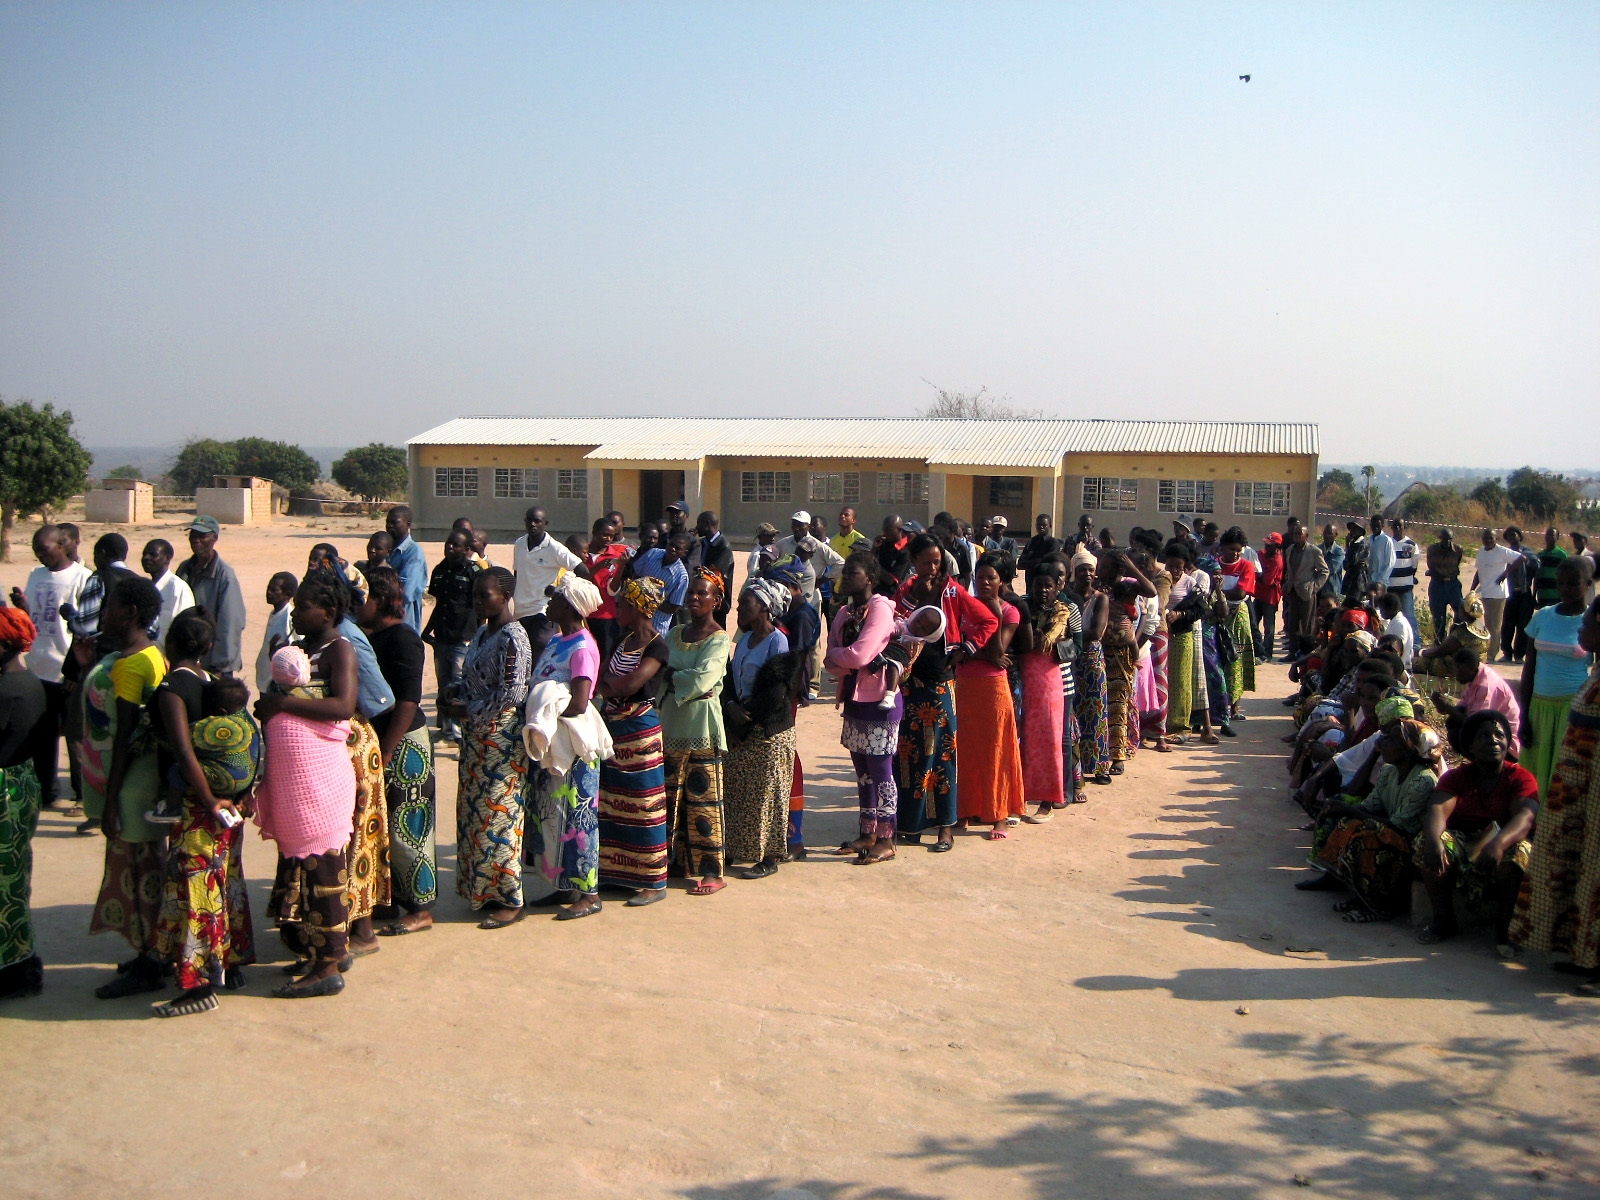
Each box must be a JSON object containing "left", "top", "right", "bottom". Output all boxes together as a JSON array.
[
  {"left": 1281, "top": 525, "right": 1330, "bottom": 654},
  {"left": 691, "top": 510, "right": 737, "bottom": 622}
]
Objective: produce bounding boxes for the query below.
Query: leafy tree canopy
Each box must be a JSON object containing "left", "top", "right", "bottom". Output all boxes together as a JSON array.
[
  {"left": 231, "top": 437, "right": 320, "bottom": 494},
  {"left": 168, "top": 438, "right": 238, "bottom": 495},
  {"left": 0, "top": 398, "right": 92, "bottom": 561},
  {"left": 102, "top": 464, "right": 143, "bottom": 480},
  {"left": 331, "top": 443, "right": 409, "bottom": 500}
]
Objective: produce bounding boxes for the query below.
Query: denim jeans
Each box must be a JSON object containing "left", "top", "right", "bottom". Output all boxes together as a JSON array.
[
  {"left": 434, "top": 639, "right": 469, "bottom": 739},
  {"left": 1427, "top": 578, "right": 1465, "bottom": 644}
]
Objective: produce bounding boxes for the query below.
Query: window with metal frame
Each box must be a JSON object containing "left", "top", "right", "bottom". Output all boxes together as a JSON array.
[
  {"left": 493, "top": 467, "right": 539, "bottom": 499},
  {"left": 1158, "top": 478, "right": 1215, "bottom": 514},
  {"left": 1233, "top": 481, "right": 1291, "bottom": 516},
  {"left": 556, "top": 469, "right": 588, "bottom": 500},
  {"left": 876, "top": 472, "right": 928, "bottom": 505},
  {"left": 434, "top": 467, "right": 479, "bottom": 498},
  {"left": 1081, "top": 476, "right": 1137, "bottom": 511},
  {"left": 987, "top": 476, "right": 1028, "bottom": 509},
  {"left": 740, "top": 471, "right": 792, "bottom": 503},
  {"left": 809, "top": 472, "right": 861, "bottom": 504}
]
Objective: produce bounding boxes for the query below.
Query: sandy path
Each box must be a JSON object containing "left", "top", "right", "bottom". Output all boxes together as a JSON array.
[{"left": 1, "top": 517, "right": 1596, "bottom": 1199}]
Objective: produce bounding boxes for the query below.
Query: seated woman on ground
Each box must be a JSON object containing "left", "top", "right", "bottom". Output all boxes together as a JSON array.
[
  {"left": 1288, "top": 666, "right": 1395, "bottom": 787},
  {"left": 1414, "top": 709, "right": 1539, "bottom": 954},
  {"left": 1415, "top": 593, "right": 1492, "bottom": 679},
  {"left": 1297, "top": 701, "right": 1442, "bottom": 925}
]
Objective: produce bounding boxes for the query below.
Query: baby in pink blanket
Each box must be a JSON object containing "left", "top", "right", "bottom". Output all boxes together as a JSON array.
[{"left": 254, "top": 645, "right": 356, "bottom": 859}]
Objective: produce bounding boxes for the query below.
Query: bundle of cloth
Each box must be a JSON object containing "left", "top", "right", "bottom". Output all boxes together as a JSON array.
[
  {"left": 524, "top": 680, "right": 613, "bottom": 775},
  {"left": 253, "top": 645, "right": 356, "bottom": 858}
]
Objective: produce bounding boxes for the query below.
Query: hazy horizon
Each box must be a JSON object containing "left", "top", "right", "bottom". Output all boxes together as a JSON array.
[{"left": 4, "top": 3, "right": 1596, "bottom": 466}]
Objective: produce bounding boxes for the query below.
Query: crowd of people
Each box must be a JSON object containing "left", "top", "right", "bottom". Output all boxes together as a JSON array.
[
  {"left": 1, "top": 499, "right": 1598, "bottom": 1013},
  {"left": 1279, "top": 518, "right": 1600, "bottom": 994}
]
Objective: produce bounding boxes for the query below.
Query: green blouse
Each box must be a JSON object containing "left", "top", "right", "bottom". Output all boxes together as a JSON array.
[
  {"left": 660, "top": 627, "right": 732, "bottom": 753},
  {"left": 1357, "top": 762, "right": 1439, "bottom": 837}
]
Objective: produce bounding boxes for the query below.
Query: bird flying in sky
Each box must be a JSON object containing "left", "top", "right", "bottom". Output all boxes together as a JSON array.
[{"left": 1239, "top": 74, "right": 1251, "bottom": 82}]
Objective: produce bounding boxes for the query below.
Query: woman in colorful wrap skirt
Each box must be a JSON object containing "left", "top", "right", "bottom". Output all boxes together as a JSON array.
[{"left": 0, "top": 608, "right": 47, "bottom": 1002}]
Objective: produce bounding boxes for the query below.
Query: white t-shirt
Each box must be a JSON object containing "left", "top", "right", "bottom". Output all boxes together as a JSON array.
[
  {"left": 22, "top": 561, "right": 92, "bottom": 683},
  {"left": 1383, "top": 613, "right": 1414, "bottom": 667},
  {"left": 1473, "top": 545, "right": 1518, "bottom": 601},
  {"left": 151, "top": 570, "right": 196, "bottom": 645},
  {"left": 511, "top": 533, "right": 581, "bottom": 617}
]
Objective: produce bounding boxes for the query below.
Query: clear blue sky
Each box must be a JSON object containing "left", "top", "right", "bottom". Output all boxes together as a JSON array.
[{"left": 2, "top": 2, "right": 1595, "bottom": 465}]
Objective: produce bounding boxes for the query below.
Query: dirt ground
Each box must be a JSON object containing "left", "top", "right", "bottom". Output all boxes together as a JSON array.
[{"left": 1, "top": 516, "right": 1597, "bottom": 1200}]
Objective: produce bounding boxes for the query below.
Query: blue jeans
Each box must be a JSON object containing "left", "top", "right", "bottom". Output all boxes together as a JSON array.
[
  {"left": 434, "top": 639, "right": 469, "bottom": 739},
  {"left": 1427, "top": 578, "right": 1464, "bottom": 643}
]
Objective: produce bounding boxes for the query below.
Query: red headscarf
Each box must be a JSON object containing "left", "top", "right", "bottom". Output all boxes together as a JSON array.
[
  {"left": 1341, "top": 608, "right": 1371, "bottom": 630},
  {"left": 0, "top": 607, "right": 37, "bottom": 656}
]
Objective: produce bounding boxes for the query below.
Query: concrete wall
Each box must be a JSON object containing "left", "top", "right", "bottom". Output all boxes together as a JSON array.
[
  {"left": 195, "top": 487, "right": 254, "bottom": 526},
  {"left": 1058, "top": 452, "right": 1318, "bottom": 545},
  {"left": 86, "top": 484, "right": 154, "bottom": 524},
  {"left": 412, "top": 444, "right": 595, "bottom": 537}
]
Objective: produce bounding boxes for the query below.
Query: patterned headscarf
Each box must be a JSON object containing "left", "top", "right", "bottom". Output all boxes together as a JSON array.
[
  {"left": 1396, "top": 717, "right": 1443, "bottom": 765},
  {"left": 693, "top": 566, "right": 725, "bottom": 603},
  {"left": 621, "top": 575, "right": 665, "bottom": 621},
  {"left": 1374, "top": 694, "right": 1414, "bottom": 726},
  {"left": 743, "top": 578, "right": 789, "bottom": 617},
  {"left": 1462, "top": 591, "right": 1485, "bottom": 619},
  {"left": 1341, "top": 608, "right": 1371, "bottom": 630},
  {"left": 1347, "top": 630, "right": 1378, "bottom": 653},
  {"left": 0, "top": 607, "right": 36, "bottom": 656},
  {"left": 765, "top": 561, "right": 805, "bottom": 589}
]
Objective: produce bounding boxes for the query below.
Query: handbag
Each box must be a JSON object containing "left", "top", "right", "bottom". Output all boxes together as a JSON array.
[{"left": 1167, "top": 590, "right": 1209, "bottom": 634}]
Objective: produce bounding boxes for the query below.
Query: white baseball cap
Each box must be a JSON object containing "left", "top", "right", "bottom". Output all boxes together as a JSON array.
[
  {"left": 991, "top": 515, "right": 1008, "bottom": 527},
  {"left": 790, "top": 510, "right": 812, "bottom": 524}
]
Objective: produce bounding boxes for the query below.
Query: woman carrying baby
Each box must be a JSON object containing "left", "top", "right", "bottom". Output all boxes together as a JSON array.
[
  {"left": 149, "top": 610, "right": 260, "bottom": 1016},
  {"left": 254, "top": 576, "right": 361, "bottom": 999}
]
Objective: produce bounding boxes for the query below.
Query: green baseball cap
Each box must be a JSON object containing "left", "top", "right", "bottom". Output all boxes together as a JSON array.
[{"left": 186, "top": 515, "right": 221, "bottom": 536}]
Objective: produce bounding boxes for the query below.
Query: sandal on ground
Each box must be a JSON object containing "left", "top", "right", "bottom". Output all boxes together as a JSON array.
[
  {"left": 785, "top": 844, "right": 808, "bottom": 861},
  {"left": 834, "top": 841, "right": 866, "bottom": 856},
  {"left": 348, "top": 938, "right": 382, "bottom": 958},
  {"left": 152, "top": 991, "right": 218, "bottom": 1018},
  {"left": 554, "top": 900, "right": 603, "bottom": 921},
  {"left": 1199, "top": 734, "right": 1220, "bottom": 745},
  {"left": 625, "top": 888, "right": 666, "bottom": 907},
  {"left": 929, "top": 839, "right": 953, "bottom": 852},
  {"left": 739, "top": 861, "right": 779, "bottom": 880},
  {"left": 1153, "top": 740, "right": 1171, "bottom": 753},
  {"left": 271, "top": 974, "right": 345, "bottom": 999},
  {"left": 222, "top": 967, "right": 248, "bottom": 991},
  {"left": 1416, "top": 923, "right": 1457, "bottom": 945},
  {"left": 1092, "top": 773, "right": 1113, "bottom": 785},
  {"left": 687, "top": 878, "right": 727, "bottom": 896},
  {"left": 1341, "top": 908, "right": 1388, "bottom": 924},
  {"left": 1109, "top": 763, "right": 1125, "bottom": 776},
  {"left": 985, "top": 829, "right": 1009, "bottom": 840},
  {"left": 378, "top": 917, "right": 433, "bottom": 936},
  {"left": 477, "top": 908, "right": 527, "bottom": 930},
  {"left": 1071, "top": 791, "right": 1089, "bottom": 804},
  {"left": 855, "top": 847, "right": 896, "bottom": 864}
]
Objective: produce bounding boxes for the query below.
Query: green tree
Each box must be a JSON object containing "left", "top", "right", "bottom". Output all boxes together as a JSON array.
[
  {"left": 1360, "top": 466, "right": 1378, "bottom": 516},
  {"left": 331, "top": 443, "right": 409, "bottom": 501},
  {"left": 0, "top": 398, "right": 93, "bottom": 562},
  {"left": 1469, "top": 477, "right": 1508, "bottom": 518},
  {"left": 169, "top": 438, "right": 238, "bottom": 495},
  {"left": 1506, "top": 467, "right": 1581, "bottom": 520},
  {"left": 230, "top": 437, "right": 320, "bottom": 494},
  {"left": 102, "top": 464, "right": 143, "bottom": 481},
  {"left": 1318, "top": 468, "right": 1356, "bottom": 493}
]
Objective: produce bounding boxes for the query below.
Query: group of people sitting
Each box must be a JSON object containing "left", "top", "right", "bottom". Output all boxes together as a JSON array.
[{"left": 1280, "top": 548, "right": 1600, "bottom": 994}]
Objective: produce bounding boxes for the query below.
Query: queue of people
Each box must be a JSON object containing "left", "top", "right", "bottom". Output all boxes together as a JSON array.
[{"left": 4, "top": 499, "right": 1599, "bottom": 1014}]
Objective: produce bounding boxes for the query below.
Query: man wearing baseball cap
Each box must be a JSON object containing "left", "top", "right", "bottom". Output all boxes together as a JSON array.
[
  {"left": 983, "top": 516, "right": 1018, "bottom": 558},
  {"left": 175, "top": 515, "right": 247, "bottom": 676},
  {"left": 663, "top": 500, "right": 691, "bottom": 541}
]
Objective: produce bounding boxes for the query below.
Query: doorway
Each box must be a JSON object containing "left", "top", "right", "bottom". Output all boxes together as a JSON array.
[{"left": 639, "top": 470, "right": 685, "bottom": 526}]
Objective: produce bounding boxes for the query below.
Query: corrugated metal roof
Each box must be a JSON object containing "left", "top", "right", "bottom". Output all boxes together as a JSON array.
[{"left": 408, "top": 416, "right": 1318, "bottom": 465}]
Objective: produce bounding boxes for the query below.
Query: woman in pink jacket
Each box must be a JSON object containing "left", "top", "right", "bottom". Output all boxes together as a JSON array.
[{"left": 825, "top": 553, "right": 901, "bottom": 864}]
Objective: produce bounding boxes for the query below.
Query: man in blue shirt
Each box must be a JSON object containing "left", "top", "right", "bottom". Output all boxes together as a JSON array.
[
  {"left": 629, "top": 532, "right": 691, "bottom": 635},
  {"left": 385, "top": 505, "right": 428, "bottom": 633},
  {"left": 1366, "top": 514, "right": 1395, "bottom": 595}
]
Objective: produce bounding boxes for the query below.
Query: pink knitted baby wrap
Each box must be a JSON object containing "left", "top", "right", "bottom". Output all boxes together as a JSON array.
[{"left": 254, "top": 645, "right": 356, "bottom": 859}]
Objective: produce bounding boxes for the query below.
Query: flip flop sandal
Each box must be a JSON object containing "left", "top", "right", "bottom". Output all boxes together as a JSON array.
[
  {"left": 687, "top": 879, "right": 727, "bottom": 896},
  {"left": 1341, "top": 909, "right": 1388, "bottom": 924},
  {"left": 377, "top": 919, "right": 433, "bottom": 936},
  {"left": 1109, "top": 763, "right": 1125, "bottom": 775},
  {"left": 986, "top": 829, "right": 1010, "bottom": 840},
  {"left": 1071, "top": 792, "right": 1089, "bottom": 804},
  {"left": 625, "top": 889, "right": 667, "bottom": 907},
  {"left": 1021, "top": 810, "right": 1053, "bottom": 824},
  {"left": 271, "top": 974, "right": 346, "bottom": 999},
  {"left": 855, "top": 848, "right": 896, "bottom": 863},
  {"left": 1092, "top": 773, "right": 1113, "bottom": 785},
  {"left": 151, "top": 992, "right": 219, "bottom": 1018},
  {"left": 348, "top": 939, "right": 382, "bottom": 958},
  {"left": 554, "top": 900, "right": 603, "bottom": 920},
  {"left": 477, "top": 909, "right": 527, "bottom": 930},
  {"left": 833, "top": 841, "right": 864, "bottom": 856},
  {"left": 1153, "top": 742, "right": 1172, "bottom": 753},
  {"left": 739, "top": 862, "right": 779, "bottom": 880}
]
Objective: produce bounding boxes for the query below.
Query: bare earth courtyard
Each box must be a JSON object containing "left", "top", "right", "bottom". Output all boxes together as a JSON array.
[{"left": 1, "top": 518, "right": 1596, "bottom": 1199}]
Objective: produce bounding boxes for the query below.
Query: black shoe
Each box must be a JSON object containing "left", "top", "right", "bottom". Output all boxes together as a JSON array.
[
  {"left": 1295, "top": 872, "right": 1343, "bottom": 892},
  {"left": 271, "top": 973, "right": 345, "bottom": 999},
  {"left": 1219, "top": 724, "right": 1237, "bottom": 737}
]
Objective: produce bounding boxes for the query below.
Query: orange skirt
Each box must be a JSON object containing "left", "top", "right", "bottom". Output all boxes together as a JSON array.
[{"left": 954, "top": 673, "right": 1025, "bottom": 823}]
